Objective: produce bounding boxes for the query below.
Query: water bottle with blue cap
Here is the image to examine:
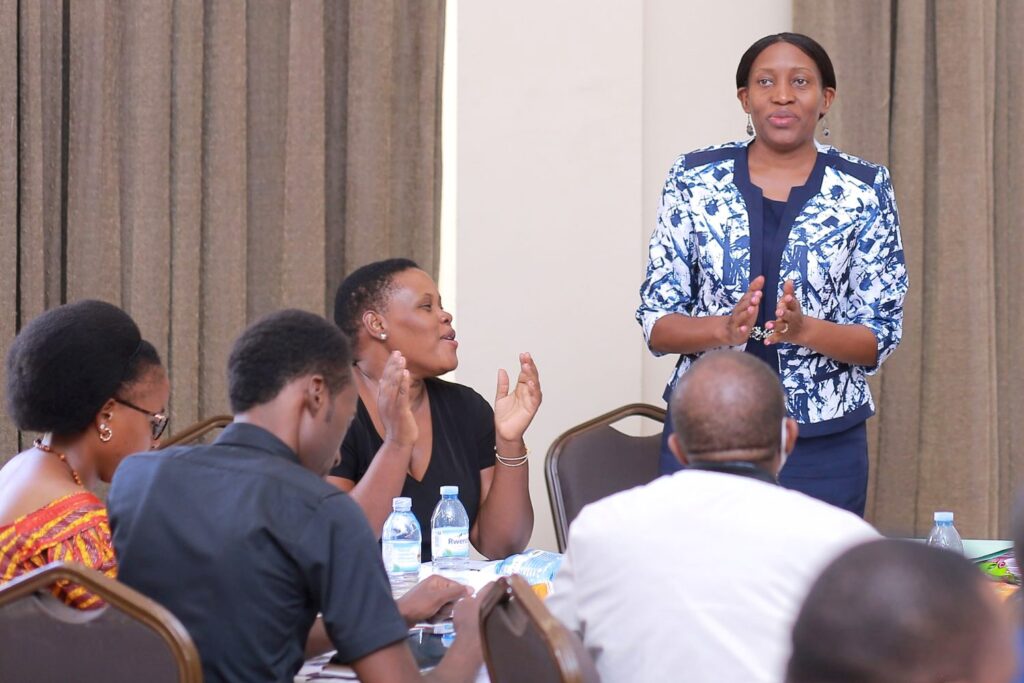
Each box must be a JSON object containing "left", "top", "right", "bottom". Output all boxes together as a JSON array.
[
  {"left": 926, "top": 511, "right": 964, "bottom": 554},
  {"left": 431, "top": 485, "right": 469, "bottom": 574}
]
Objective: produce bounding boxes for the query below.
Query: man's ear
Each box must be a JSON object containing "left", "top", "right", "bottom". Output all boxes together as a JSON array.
[
  {"left": 669, "top": 433, "right": 689, "bottom": 466},
  {"left": 304, "top": 375, "right": 326, "bottom": 415},
  {"left": 784, "top": 417, "right": 798, "bottom": 455}
]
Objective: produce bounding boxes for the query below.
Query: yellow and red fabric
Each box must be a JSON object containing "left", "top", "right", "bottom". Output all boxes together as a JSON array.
[{"left": 0, "top": 491, "right": 117, "bottom": 609}]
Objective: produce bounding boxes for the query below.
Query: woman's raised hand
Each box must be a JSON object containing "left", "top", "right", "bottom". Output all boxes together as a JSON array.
[
  {"left": 722, "top": 275, "right": 765, "bottom": 345},
  {"left": 765, "top": 279, "right": 805, "bottom": 346},
  {"left": 377, "top": 351, "right": 418, "bottom": 448},
  {"left": 494, "top": 352, "right": 542, "bottom": 444}
]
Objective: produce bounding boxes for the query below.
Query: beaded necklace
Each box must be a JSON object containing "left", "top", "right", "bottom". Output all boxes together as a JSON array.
[{"left": 34, "top": 438, "right": 84, "bottom": 487}]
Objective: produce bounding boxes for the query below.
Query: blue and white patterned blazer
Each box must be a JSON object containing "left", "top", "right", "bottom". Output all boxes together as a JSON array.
[{"left": 637, "top": 140, "right": 908, "bottom": 435}]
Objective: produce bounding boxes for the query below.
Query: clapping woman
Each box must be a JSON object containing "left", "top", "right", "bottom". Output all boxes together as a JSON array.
[
  {"left": 327, "top": 259, "right": 541, "bottom": 560},
  {"left": 638, "top": 33, "right": 907, "bottom": 515}
]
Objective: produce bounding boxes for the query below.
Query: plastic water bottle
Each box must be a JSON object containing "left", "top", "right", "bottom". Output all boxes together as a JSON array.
[
  {"left": 431, "top": 485, "right": 470, "bottom": 574},
  {"left": 927, "top": 511, "right": 964, "bottom": 554},
  {"left": 382, "top": 497, "right": 421, "bottom": 597}
]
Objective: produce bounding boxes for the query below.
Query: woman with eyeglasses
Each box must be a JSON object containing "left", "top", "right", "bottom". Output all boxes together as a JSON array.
[{"left": 0, "top": 300, "right": 169, "bottom": 608}]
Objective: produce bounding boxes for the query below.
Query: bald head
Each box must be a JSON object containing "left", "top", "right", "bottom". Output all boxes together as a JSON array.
[
  {"left": 670, "top": 350, "right": 786, "bottom": 463},
  {"left": 787, "top": 540, "right": 1016, "bottom": 683}
]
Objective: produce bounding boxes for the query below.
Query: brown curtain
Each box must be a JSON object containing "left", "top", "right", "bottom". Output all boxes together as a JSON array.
[
  {"left": 0, "top": 0, "right": 445, "bottom": 461},
  {"left": 794, "top": 0, "right": 1022, "bottom": 539}
]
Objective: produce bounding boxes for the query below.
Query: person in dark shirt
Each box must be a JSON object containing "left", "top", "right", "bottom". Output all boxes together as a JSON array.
[
  {"left": 109, "top": 309, "right": 486, "bottom": 683},
  {"left": 786, "top": 540, "right": 1016, "bottom": 683},
  {"left": 327, "top": 259, "right": 541, "bottom": 560}
]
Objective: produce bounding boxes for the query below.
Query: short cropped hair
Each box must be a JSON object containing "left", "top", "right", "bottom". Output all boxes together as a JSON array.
[
  {"left": 333, "top": 258, "right": 419, "bottom": 340},
  {"left": 787, "top": 540, "right": 991, "bottom": 683},
  {"left": 228, "top": 309, "right": 353, "bottom": 413},
  {"left": 671, "top": 350, "right": 786, "bottom": 460},
  {"left": 6, "top": 300, "right": 162, "bottom": 435}
]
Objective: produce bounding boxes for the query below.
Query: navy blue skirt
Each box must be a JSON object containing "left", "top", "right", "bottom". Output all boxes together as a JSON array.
[{"left": 659, "top": 414, "right": 868, "bottom": 517}]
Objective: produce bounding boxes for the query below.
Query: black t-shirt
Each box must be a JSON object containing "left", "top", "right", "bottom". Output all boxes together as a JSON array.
[
  {"left": 108, "top": 423, "right": 408, "bottom": 683},
  {"left": 330, "top": 377, "right": 496, "bottom": 561}
]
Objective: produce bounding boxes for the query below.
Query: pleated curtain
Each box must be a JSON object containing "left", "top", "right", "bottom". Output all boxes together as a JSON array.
[
  {"left": 0, "top": 0, "right": 446, "bottom": 461},
  {"left": 794, "top": 0, "right": 1024, "bottom": 538}
]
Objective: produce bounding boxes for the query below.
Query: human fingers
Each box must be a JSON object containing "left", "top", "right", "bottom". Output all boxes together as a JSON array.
[{"left": 495, "top": 368, "right": 510, "bottom": 402}]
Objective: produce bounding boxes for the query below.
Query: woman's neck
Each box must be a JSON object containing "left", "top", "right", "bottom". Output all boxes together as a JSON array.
[
  {"left": 40, "top": 433, "right": 99, "bottom": 489},
  {"left": 354, "top": 357, "right": 428, "bottom": 410},
  {"left": 748, "top": 137, "right": 818, "bottom": 172}
]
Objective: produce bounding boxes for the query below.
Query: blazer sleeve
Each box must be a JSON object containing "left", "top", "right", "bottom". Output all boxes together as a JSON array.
[
  {"left": 845, "top": 164, "right": 908, "bottom": 373},
  {"left": 636, "top": 155, "right": 698, "bottom": 356}
]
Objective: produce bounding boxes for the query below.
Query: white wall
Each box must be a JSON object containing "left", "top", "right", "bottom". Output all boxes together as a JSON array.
[
  {"left": 453, "top": 0, "right": 790, "bottom": 553},
  {"left": 640, "top": 1, "right": 792, "bottom": 405}
]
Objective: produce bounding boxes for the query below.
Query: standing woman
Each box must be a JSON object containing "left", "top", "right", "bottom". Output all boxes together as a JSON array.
[
  {"left": 327, "top": 259, "right": 540, "bottom": 560},
  {"left": 638, "top": 33, "right": 907, "bottom": 516}
]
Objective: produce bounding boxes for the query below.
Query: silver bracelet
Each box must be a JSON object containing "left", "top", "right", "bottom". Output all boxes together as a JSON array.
[
  {"left": 495, "top": 446, "right": 529, "bottom": 467},
  {"left": 496, "top": 454, "right": 529, "bottom": 467}
]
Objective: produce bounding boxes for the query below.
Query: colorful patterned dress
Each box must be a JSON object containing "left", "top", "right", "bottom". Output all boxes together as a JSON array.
[{"left": 0, "top": 491, "right": 117, "bottom": 609}]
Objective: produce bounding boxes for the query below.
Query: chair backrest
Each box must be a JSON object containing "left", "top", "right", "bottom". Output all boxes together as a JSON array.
[
  {"left": 545, "top": 403, "right": 666, "bottom": 551},
  {"left": 480, "top": 575, "right": 599, "bottom": 683},
  {"left": 160, "top": 414, "right": 233, "bottom": 448},
  {"left": 0, "top": 562, "right": 203, "bottom": 683}
]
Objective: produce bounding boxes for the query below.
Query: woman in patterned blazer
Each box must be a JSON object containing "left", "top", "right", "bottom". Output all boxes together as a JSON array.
[{"left": 638, "top": 33, "right": 908, "bottom": 516}]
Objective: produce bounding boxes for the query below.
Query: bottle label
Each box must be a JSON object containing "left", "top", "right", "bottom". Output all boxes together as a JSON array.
[
  {"left": 383, "top": 539, "right": 421, "bottom": 573},
  {"left": 432, "top": 527, "right": 470, "bottom": 558}
]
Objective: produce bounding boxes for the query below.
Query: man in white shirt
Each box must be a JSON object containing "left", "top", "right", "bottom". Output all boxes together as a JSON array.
[{"left": 546, "top": 350, "right": 878, "bottom": 683}]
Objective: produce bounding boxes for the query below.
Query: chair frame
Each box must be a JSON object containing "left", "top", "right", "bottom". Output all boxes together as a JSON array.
[
  {"left": 545, "top": 403, "right": 666, "bottom": 551},
  {"left": 159, "top": 415, "right": 233, "bottom": 448},
  {"left": 480, "top": 574, "right": 593, "bottom": 683},
  {"left": 0, "top": 561, "right": 203, "bottom": 682}
]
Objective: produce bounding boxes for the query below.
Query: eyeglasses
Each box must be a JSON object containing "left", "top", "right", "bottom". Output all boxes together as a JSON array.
[{"left": 113, "top": 397, "right": 169, "bottom": 440}]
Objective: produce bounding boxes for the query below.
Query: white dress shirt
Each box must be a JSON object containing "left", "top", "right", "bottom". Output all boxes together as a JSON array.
[{"left": 547, "top": 469, "right": 879, "bottom": 683}]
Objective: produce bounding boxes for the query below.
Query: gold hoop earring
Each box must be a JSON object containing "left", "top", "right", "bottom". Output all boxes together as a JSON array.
[{"left": 99, "top": 424, "right": 113, "bottom": 443}]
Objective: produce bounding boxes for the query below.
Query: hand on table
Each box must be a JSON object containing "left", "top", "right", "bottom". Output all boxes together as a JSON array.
[
  {"left": 377, "top": 351, "right": 417, "bottom": 448},
  {"left": 765, "top": 279, "right": 806, "bottom": 346},
  {"left": 722, "top": 276, "right": 765, "bottom": 345},
  {"left": 494, "top": 353, "right": 542, "bottom": 444},
  {"left": 396, "top": 575, "right": 471, "bottom": 627}
]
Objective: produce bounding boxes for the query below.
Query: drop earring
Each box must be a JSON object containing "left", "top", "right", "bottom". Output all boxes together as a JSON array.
[
  {"left": 821, "top": 116, "right": 831, "bottom": 138},
  {"left": 746, "top": 114, "right": 754, "bottom": 137}
]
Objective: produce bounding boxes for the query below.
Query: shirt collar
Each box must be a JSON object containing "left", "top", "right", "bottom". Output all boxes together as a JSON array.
[
  {"left": 684, "top": 460, "right": 778, "bottom": 485},
  {"left": 213, "top": 422, "right": 302, "bottom": 466}
]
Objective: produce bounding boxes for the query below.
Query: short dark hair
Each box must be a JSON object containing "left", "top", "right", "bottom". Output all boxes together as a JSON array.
[
  {"left": 787, "top": 540, "right": 991, "bottom": 683},
  {"left": 6, "top": 300, "right": 162, "bottom": 435},
  {"left": 333, "top": 258, "right": 419, "bottom": 340},
  {"left": 671, "top": 350, "right": 785, "bottom": 461},
  {"left": 736, "top": 33, "right": 837, "bottom": 91},
  {"left": 228, "top": 309, "right": 353, "bottom": 413}
]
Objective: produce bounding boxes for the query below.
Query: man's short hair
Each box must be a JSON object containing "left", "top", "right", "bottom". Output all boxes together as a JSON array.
[
  {"left": 228, "top": 309, "right": 353, "bottom": 413},
  {"left": 670, "top": 350, "right": 785, "bottom": 460},
  {"left": 786, "top": 540, "right": 993, "bottom": 683}
]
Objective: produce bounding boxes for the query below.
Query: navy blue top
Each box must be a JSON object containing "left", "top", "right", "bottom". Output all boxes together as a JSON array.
[
  {"left": 109, "top": 423, "right": 407, "bottom": 683},
  {"left": 734, "top": 152, "right": 870, "bottom": 438},
  {"left": 331, "top": 377, "right": 496, "bottom": 561},
  {"left": 745, "top": 196, "right": 788, "bottom": 372}
]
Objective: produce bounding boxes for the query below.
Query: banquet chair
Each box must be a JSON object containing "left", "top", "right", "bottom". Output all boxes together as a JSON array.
[
  {"left": 160, "top": 414, "right": 233, "bottom": 448},
  {"left": 480, "top": 575, "right": 599, "bottom": 683},
  {"left": 0, "top": 561, "right": 202, "bottom": 682},
  {"left": 545, "top": 403, "right": 666, "bottom": 551}
]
